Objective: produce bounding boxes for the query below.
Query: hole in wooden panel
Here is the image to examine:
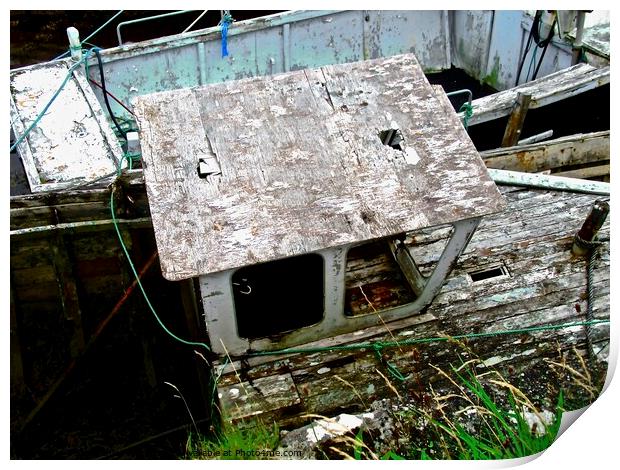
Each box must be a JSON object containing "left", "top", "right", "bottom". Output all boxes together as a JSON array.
[
  {"left": 468, "top": 264, "right": 510, "bottom": 283},
  {"left": 378, "top": 128, "right": 404, "bottom": 151}
]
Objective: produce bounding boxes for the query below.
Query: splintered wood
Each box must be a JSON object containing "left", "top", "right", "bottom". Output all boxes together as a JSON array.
[{"left": 133, "top": 53, "right": 504, "bottom": 280}]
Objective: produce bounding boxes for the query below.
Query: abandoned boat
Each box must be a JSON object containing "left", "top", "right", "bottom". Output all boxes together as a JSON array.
[{"left": 10, "top": 10, "right": 610, "bottom": 456}]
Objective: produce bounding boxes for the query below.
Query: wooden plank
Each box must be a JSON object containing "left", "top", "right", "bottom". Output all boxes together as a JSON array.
[
  {"left": 218, "top": 373, "right": 302, "bottom": 422},
  {"left": 488, "top": 169, "right": 610, "bottom": 195},
  {"left": 460, "top": 63, "right": 610, "bottom": 126},
  {"left": 10, "top": 286, "right": 27, "bottom": 398},
  {"left": 553, "top": 164, "right": 610, "bottom": 179},
  {"left": 9, "top": 217, "right": 152, "bottom": 239},
  {"left": 10, "top": 60, "right": 123, "bottom": 192},
  {"left": 10, "top": 202, "right": 113, "bottom": 230},
  {"left": 481, "top": 131, "right": 610, "bottom": 173},
  {"left": 214, "top": 186, "right": 610, "bottom": 425},
  {"left": 133, "top": 53, "right": 505, "bottom": 280},
  {"left": 51, "top": 234, "right": 85, "bottom": 358},
  {"left": 501, "top": 92, "right": 531, "bottom": 147}
]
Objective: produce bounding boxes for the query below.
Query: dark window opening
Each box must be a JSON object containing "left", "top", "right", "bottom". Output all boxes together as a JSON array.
[
  {"left": 378, "top": 128, "right": 404, "bottom": 151},
  {"left": 468, "top": 264, "right": 509, "bottom": 283},
  {"left": 233, "top": 253, "right": 324, "bottom": 339}
]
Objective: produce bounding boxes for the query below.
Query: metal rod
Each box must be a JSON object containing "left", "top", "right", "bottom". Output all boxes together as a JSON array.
[
  {"left": 445, "top": 88, "right": 473, "bottom": 107},
  {"left": 517, "top": 129, "right": 553, "bottom": 145},
  {"left": 572, "top": 200, "right": 610, "bottom": 256},
  {"left": 572, "top": 11, "right": 588, "bottom": 64},
  {"left": 183, "top": 10, "right": 209, "bottom": 34},
  {"left": 488, "top": 168, "right": 611, "bottom": 195},
  {"left": 117, "top": 10, "right": 196, "bottom": 45},
  {"left": 19, "top": 252, "right": 159, "bottom": 434}
]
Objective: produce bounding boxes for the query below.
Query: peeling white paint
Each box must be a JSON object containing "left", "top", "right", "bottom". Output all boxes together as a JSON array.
[{"left": 306, "top": 414, "right": 363, "bottom": 443}]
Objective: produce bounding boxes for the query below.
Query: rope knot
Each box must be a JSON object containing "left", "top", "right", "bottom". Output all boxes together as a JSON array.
[
  {"left": 219, "top": 12, "right": 234, "bottom": 58},
  {"left": 459, "top": 102, "right": 474, "bottom": 129}
]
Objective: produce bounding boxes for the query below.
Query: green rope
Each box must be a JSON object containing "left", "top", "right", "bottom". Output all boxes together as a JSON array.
[
  {"left": 459, "top": 102, "right": 473, "bottom": 129},
  {"left": 53, "top": 10, "right": 123, "bottom": 60},
  {"left": 110, "top": 190, "right": 210, "bottom": 352},
  {"left": 246, "top": 319, "right": 610, "bottom": 360},
  {"left": 11, "top": 48, "right": 98, "bottom": 153}
]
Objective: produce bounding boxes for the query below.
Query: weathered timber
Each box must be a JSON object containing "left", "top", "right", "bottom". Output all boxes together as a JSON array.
[
  {"left": 133, "top": 53, "right": 504, "bottom": 280},
  {"left": 18, "top": 252, "right": 158, "bottom": 433},
  {"left": 501, "top": 92, "right": 531, "bottom": 147},
  {"left": 488, "top": 169, "right": 610, "bottom": 195},
  {"left": 10, "top": 217, "right": 152, "bottom": 239},
  {"left": 214, "top": 185, "right": 610, "bottom": 427},
  {"left": 459, "top": 63, "right": 610, "bottom": 126},
  {"left": 553, "top": 164, "right": 610, "bottom": 180},
  {"left": 10, "top": 287, "right": 27, "bottom": 398},
  {"left": 10, "top": 61, "right": 124, "bottom": 192},
  {"left": 480, "top": 131, "right": 610, "bottom": 173},
  {"left": 51, "top": 233, "right": 85, "bottom": 358}
]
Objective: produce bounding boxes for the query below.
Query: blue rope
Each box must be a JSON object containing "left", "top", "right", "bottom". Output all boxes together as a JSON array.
[
  {"left": 11, "top": 48, "right": 98, "bottom": 153},
  {"left": 219, "top": 13, "right": 234, "bottom": 57}
]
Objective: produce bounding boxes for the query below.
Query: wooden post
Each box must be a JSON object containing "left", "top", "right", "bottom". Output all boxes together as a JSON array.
[
  {"left": 502, "top": 92, "right": 532, "bottom": 147},
  {"left": 180, "top": 278, "right": 212, "bottom": 419},
  {"left": 572, "top": 200, "right": 610, "bottom": 256},
  {"left": 52, "top": 232, "right": 85, "bottom": 358},
  {"left": 10, "top": 286, "right": 27, "bottom": 399}
]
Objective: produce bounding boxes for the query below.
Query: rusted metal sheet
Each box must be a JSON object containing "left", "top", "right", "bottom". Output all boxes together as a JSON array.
[
  {"left": 10, "top": 59, "right": 124, "bottom": 192},
  {"left": 133, "top": 53, "right": 505, "bottom": 280}
]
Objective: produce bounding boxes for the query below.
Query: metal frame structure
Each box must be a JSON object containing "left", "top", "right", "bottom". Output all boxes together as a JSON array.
[{"left": 200, "top": 217, "right": 480, "bottom": 356}]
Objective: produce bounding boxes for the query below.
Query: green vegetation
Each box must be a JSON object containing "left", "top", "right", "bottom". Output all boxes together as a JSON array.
[
  {"left": 185, "top": 419, "right": 279, "bottom": 460},
  {"left": 184, "top": 347, "right": 600, "bottom": 460},
  {"left": 404, "top": 363, "right": 564, "bottom": 459}
]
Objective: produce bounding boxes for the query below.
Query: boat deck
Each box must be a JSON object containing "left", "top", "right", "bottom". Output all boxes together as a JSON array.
[{"left": 215, "top": 184, "right": 610, "bottom": 427}]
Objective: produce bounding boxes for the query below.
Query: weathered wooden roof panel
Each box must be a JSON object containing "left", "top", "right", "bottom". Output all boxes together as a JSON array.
[
  {"left": 10, "top": 60, "right": 124, "bottom": 192},
  {"left": 134, "top": 53, "right": 505, "bottom": 280}
]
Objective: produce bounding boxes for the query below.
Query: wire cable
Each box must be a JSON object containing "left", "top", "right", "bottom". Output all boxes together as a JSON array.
[
  {"left": 94, "top": 48, "right": 126, "bottom": 141},
  {"left": 110, "top": 190, "right": 211, "bottom": 353}
]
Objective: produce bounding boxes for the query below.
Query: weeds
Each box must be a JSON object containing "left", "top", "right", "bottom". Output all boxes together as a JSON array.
[{"left": 185, "top": 419, "right": 279, "bottom": 460}]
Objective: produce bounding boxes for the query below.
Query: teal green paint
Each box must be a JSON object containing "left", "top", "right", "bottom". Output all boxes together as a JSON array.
[{"left": 489, "top": 286, "right": 538, "bottom": 304}]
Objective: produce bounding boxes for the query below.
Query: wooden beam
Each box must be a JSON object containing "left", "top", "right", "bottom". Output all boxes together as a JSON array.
[
  {"left": 460, "top": 63, "right": 610, "bottom": 126},
  {"left": 10, "top": 286, "right": 27, "bottom": 399},
  {"left": 501, "top": 92, "right": 531, "bottom": 147},
  {"left": 488, "top": 168, "right": 610, "bottom": 195},
  {"left": 553, "top": 164, "right": 610, "bottom": 180},
  {"left": 19, "top": 252, "right": 158, "bottom": 433},
  {"left": 9, "top": 217, "right": 152, "bottom": 239},
  {"left": 52, "top": 233, "right": 85, "bottom": 358},
  {"left": 481, "top": 131, "right": 610, "bottom": 173}
]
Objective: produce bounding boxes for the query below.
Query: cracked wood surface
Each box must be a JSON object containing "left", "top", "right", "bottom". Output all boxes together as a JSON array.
[{"left": 133, "top": 53, "right": 504, "bottom": 280}]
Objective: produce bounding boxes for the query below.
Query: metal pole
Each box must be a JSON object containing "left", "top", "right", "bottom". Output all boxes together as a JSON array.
[
  {"left": 572, "top": 200, "right": 609, "bottom": 256},
  {"left": 572, "top": 11, "right": 587, "bottom": 64}
]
